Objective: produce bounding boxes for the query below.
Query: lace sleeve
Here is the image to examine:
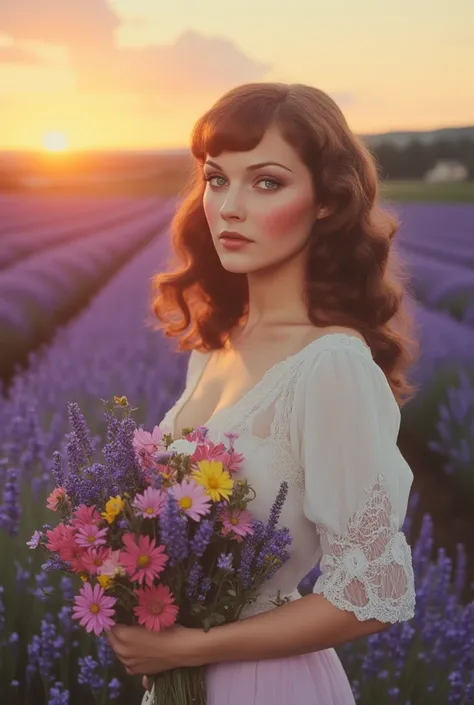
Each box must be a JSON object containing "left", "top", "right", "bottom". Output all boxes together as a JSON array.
[
  {"left": 295, "top": 341, "right": 416, "bottom": 624},
  {"left": 313, "top": 473, "right": 416, "bottom": 623}
]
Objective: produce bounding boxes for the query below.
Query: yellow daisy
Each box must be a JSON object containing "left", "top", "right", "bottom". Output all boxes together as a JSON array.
[
  {"left": 192, "top": 460, "right": 234, "bottom": 502},
  {"left": 97, "top": 574, "right": 113, "bottom": 590},
  {"left": 101, "top": 495, "right": 124, "bottom": 524}
]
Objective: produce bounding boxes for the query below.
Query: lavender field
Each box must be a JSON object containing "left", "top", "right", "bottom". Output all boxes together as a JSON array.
[{"left": 0, "top": 195, "right": 474, "bottom": 704}]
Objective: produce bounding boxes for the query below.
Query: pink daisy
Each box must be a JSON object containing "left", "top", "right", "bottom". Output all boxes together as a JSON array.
[
  {"left": 132, "top": 487, "right": 166, "bottom": 519},
  {"left": 58, "top": 535, "right": 85, "bottom": 564},
  {"left": 219, "top": 507, "right": 254, "bottom": 542},
  {"left": 45, "top": 523, "right": 75, "bottom": 553},
  {"left": 75, "top": 524, "right": 108, "bottom": 548},
  {"left": 133, "top": 584, "right": 179, "bottom": 632},
  {"left": 168, "top": 478, "right": 211, "bottom": 521},
  {"left": 72, "top": 582, "right": 116, "bottom": 636},
  {"left": 72, "top": 505, "right": 102, "bottom": 528},
  {"left": 192, "top": 441, "right": 227, "bottom": 462},
  {"left": 185, "top": 428, "right": 209, "bottom": 444},
  {"left": 46, "top": 487, "right": 67, "bottom": 512},
  {"left": 219, "top": 450, "right": 245, "bottom": 473},
  {"left": 81, "top": 547, "right": 112, "bottom": 576},
  {"left": 120, "top": 533, "right": 168, "bottom": 586},
  {"left": 133, "top": 426, "right": 167, "bottom": 470}
]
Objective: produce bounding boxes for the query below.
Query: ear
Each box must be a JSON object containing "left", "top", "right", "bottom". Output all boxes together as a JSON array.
[{"left": 315, "top": 203, "right": 334, "bottom": 219}]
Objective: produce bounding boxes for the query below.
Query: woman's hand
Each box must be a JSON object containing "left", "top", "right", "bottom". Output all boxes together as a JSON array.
[{"left": 107, "top": 623, "right": 197, "bottom": 676}]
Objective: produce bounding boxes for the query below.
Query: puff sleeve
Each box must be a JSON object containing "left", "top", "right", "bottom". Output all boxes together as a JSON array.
[{"left": 295, "top": 341, "right": 416, "bottom": 624}]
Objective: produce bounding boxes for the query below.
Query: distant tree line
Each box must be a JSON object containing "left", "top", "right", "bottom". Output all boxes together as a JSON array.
[{"left": 370, "top": 138, "right": 474, "bottom": 180}]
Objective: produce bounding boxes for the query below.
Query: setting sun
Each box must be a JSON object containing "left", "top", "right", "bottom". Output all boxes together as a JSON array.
[{"left": 42, "top": 131, "right": 69, "bottom": 152}]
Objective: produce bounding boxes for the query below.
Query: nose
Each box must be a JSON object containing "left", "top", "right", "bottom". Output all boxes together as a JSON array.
[{"left": 219, "top": 189, "right": 245, "bottom": 221}]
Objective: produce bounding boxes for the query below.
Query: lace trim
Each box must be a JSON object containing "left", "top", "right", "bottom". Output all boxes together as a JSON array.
[
  {"left": 163, "top": 335, "right": 373, "bottom": 491},
  {"left": 312, "top": 473, "right": 416, "bottom": 623}
]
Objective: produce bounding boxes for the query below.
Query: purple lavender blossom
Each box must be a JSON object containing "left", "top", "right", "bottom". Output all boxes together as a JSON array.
[
  {"left": 66, "top": 402, "right": 95, "bottom": 460},
  {"left": 159, "top": 493, "right": 190, "bottom": 565},
  {"left": 265, "top": 481, "right": 288, "bottom": 535},
  {"left": 27, "top": 614, "right": 64, "bottom": 685},
  {"left": 197, "top": 577, "right": 212, "bottom": 602},
  {"left": 190, "top": 516, "right": 216, "bottom": 558},
  {"left": 108, "top": 678, "right": 121, "bottom": 700},
  {"left": 185, "top": 561, "right": 204, "bottom": 599},
  {"left": 96, "top": 635, "right": 115, "bottom": 668},
  {"left": 48, "top": 681, "right": 69, "bottom": 705},
  {"left": 51, "top": 451, "right": 64, "bottom": 488},
  {"left": 78, "top": 655, "right": 104, "bottom": 691},
  {"left": 41, "top": 556, "right": 70, "bottom": 572},
  {"left": 0, "top": 465, "right": 21, "bottom": 536}
]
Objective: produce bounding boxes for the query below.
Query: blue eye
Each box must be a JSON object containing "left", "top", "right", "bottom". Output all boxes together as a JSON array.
[
  {"left": 203, "top": 174, "right": 282, "bottom": 191},
  {"left": 203, "top": 175, "right": 227, "bottom": 188}
]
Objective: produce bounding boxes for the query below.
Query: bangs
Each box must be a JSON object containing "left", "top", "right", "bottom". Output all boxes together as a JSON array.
[{"left": 190, "top": 86, "right": 289, "bottom": 161}]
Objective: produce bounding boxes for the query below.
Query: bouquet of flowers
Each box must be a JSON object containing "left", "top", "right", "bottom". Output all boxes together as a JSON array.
[{"left": 28, "top": 396, "right": 292, "bottom": 704}]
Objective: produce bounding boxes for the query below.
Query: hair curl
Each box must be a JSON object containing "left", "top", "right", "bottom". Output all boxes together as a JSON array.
[{"left": 151, "top": 82, "right": 420, "bottom": 405}]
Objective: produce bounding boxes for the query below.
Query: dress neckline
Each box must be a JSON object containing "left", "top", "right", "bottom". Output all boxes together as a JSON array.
[{"left": 171, "top": 332, "right": 371, "bottom": 437}]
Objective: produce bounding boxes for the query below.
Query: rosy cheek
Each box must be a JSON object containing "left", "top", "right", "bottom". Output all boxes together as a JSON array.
[{"left": 258, "top": 199, "right": 309, "bottom": 237}]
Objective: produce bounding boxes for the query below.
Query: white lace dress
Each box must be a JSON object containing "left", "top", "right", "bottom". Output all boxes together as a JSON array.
[{"left": 150, "top": 333, "right": 416, "bottom": 704}]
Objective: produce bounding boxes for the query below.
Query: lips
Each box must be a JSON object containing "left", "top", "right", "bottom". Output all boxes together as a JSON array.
[{"left": 219, "top": 230, "right": 253, "bottom": 242}]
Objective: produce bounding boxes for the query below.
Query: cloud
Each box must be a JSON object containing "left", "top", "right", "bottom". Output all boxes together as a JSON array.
[
  {"left": 0, "top": 0, "right": 272, "bottom": 95},
  {"left": 0, "top": 45, "right": 44, "bottom": 65},
  {"left": 0, "top": 0, "right": 120, "bottom": 50}
]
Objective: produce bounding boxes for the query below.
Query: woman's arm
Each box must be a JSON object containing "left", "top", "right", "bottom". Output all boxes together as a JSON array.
[{"left": 183, "top": 592, "right": 388, "bottom": 667}]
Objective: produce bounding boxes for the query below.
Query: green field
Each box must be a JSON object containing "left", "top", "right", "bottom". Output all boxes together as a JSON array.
[{"left": 381, "top": 179, "right": 474, "bottom": 203}]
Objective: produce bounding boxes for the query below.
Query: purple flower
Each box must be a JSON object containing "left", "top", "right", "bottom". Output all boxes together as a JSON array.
[
  {"left": 48, "top": 681, "right": 69, "bottom": 705},
  {"left": 185, "top": 561, "right": 204, "bottom": 599},
  {"left": 0, "top": 465, "right": 21, "bottom": 536},
  {"left": 217, "top": 552, "right": 234, "bottom": 572},
  {"left": 108, "top": 678, "right": 121, "bottom": 700},
  {"left": 78, "top": 655, "right": 103, "bottom": 691},
  {"left": 266, "top": 481, "right": 288, "bottom": 535},
  {"left": 197, "top": 577, "right": 212, "bottom": 602},
  {"left": 159, "top": 493, "right": 190, "bottom": 565},
  {"left": 190, "top": 516, "right": 216, "bottom": 558},
  {"left": 67, "top": 402, "right": 95, "bottom": 460},
  {"left": 27, "top": 614, "right": 64, "bottom": 684},
  {"left": 51, "top": 451, "right": 64, "bottom": 488},
  {"left": 27, "top": 530, "right": 42, "bottom": 550}
]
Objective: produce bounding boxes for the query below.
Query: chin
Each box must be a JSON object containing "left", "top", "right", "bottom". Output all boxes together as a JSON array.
[{"left": 219, "top": 258, "right": 253, "bottom": 274}]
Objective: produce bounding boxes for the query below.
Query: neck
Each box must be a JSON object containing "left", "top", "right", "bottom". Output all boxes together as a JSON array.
[{"left": 240, "top": 245, "right": 310, "bottom": 334}]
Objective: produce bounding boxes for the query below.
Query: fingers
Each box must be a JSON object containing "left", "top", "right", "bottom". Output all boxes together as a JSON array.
[{"left": 142, "top": 676, "right": 150, "bottom": 690}]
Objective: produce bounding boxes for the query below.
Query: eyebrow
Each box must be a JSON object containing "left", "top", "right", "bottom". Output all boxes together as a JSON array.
[{"left": 204, "top": 159, "right": 293, "bottom": 173}]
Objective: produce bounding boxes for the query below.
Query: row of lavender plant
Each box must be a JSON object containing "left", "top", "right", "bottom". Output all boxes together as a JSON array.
[
  {"left": 0, "top": 211, "right": 473, "bottom": 701},
  {"left": 0, "top": 198, "right": 178, "bottom": 379},
  {"left": 0, "top": 194, "right": 134, "bottom": 234},
  {"left": 0, "top": 195, "right": 166, "bottom": 270},
  {"left": 402, "top": 250, "right": 474, "bottom": 326}
]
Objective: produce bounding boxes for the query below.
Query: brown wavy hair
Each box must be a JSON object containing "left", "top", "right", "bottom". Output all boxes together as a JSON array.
[{"left": 151, "top": 82, "right": 420, "bottom": 405}]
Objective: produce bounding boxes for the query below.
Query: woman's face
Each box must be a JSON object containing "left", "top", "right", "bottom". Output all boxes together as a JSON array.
[{"left": 202, "top": 124, "right": 324, "bottom": 274}]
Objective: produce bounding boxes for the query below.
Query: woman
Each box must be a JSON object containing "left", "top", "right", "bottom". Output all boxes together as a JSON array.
[{"left": 107, "top": 82, "right": 418, "bottom": 704}]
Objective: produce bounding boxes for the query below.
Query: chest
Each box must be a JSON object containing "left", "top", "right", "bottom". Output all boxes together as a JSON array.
[{"left": 172, "top": 349, "right": 277, "bottom": 436}]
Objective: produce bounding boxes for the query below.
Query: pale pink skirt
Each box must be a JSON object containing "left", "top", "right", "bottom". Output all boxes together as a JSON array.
[{"left": 205, "top": 647, "right": 356, "bottom": 705}]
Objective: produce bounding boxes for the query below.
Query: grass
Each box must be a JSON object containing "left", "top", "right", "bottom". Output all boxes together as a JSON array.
[{"left": 381, "top": 180, "right": 474, "bottom": 203}]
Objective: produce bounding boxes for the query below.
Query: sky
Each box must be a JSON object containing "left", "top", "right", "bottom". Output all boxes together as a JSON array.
[{"left": 0, "top": 0, "right": 472, "bottom": 151}]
